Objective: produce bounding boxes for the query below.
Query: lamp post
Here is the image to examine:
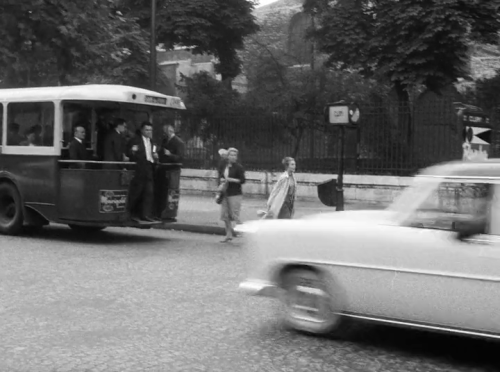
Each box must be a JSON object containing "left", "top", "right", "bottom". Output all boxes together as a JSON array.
[
  {"left": 150, "top": 0, "right": 157, "bottom": 91},
  {"left": 325, "top": 101, "right": 360, "bottom": 211}
]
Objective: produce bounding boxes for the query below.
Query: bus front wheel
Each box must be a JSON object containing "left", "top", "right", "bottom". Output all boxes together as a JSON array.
[
  {"left": 68, "top": 224, "right": 106, "bottom": 232},
  {"left": 0, "top": 183, "right": 24, "bottom": 235}
]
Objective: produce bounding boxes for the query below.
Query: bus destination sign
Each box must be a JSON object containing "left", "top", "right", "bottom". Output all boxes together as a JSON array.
[{"left": 145, "top": 95, "right": 167, "bottom": 105}]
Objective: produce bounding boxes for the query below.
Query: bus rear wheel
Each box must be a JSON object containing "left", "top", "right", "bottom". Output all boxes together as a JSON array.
[
  {"left": 68, "top": 225, "right": 106, "bottom": 232},
  {"left": 0, "top": 183, "right": 24, "bottom": 235}
]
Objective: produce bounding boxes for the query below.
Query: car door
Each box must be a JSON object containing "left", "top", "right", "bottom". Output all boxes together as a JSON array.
[{"left": 389, "top": 181, "right": 500, "bottom": 336}]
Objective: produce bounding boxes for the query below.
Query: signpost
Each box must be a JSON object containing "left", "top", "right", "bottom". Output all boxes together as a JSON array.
[
  {"left": 323, "top": 101, "right": 360, "bottom": 211},
  {"left": 454, "top": 103, "right": 492, "bottom": 161},
  {"left": 461, "top": 111, "right": 491, "bottom": 161}
]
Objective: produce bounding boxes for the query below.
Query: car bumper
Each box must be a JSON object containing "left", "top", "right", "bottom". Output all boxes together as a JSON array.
[{"left": 239, "top": 280, "right": 278, "bottom": 297}]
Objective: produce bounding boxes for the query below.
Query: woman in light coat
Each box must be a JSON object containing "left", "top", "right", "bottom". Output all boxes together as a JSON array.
[{"left": 261, "top": 157, "right": 297, "bottom": 219}]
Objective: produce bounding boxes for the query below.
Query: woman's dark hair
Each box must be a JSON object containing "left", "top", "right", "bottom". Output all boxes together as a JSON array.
[{"left": 282, "top": 157, "right": 295, "bottom": 169}]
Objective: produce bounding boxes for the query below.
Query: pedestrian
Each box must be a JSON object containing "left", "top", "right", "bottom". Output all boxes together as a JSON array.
[
  {"left": 214, "top": 148, "right": 228, "bottom": 204},
  {"left": 127, "top": 121, "right": 159, "bottom": 223},
  {"left": 160, "top": 124, "right": 185, "bottom": 163},
  {"left": 219, "top": 147, "right": 245, "bottom": 243},
  {"left": 259, "top": 157, "right": 297, "bottom": 219},
  {"left": 103, "top": 118, "right": 129, "bottom": 169}
]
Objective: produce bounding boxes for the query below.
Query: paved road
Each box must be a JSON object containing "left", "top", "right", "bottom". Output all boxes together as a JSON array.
[
  {"left": 0, "top": 226, "right": 497, "bottom": 372},
  {"left": 176, "top": 194, "right": 387, "bottom": 227}
]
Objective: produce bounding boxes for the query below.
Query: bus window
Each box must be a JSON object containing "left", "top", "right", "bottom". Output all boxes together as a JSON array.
[
  {"left": 0, "top": 103, "right": 3, "bottom": 147},
  {"left": 7, "top": 102, "right": 55, "bottom": 147},
  {"left": 63, "top": 103, "right": 93, "bottom": 149}
]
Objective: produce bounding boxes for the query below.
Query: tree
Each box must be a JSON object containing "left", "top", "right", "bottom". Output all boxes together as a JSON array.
[
  {"left": 304, "top": 0, "right": 500, "bottom": 104},
  {"left": 177, "top": 71, "right": 241, "bottom": 138},
  {"left": 0, "top": 0, "right": 150, "bottom": 88},
  {"left": 120, "top": 0, "right": 260, "bottom": 82},
  {"left": 244, "top": 48, "right": 387, "bottom": 157}
]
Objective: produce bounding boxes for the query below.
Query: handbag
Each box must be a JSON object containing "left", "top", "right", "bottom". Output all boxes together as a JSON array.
[{"left": 215, "top": 180, "right": 228, "bottom": 205}]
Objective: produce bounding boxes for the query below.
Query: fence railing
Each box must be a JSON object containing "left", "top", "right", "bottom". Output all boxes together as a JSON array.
[{"left": 177, "top": 102, "right": 499, "bottom": 176}]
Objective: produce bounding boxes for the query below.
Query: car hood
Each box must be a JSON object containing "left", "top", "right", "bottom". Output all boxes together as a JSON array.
[
  {"left": 303, "top": 209, "right": 396, "bottom": 224},
  {"left": 235, "top": 209, "right": 397, "bottom": 234}
]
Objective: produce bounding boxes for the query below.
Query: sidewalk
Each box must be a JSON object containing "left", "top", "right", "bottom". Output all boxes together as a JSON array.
[{"left": 158, "top": 193, "right": 388, "bottom": 235}]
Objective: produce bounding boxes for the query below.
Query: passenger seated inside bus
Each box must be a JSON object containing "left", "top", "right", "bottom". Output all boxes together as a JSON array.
[
  {"left": 19, "top": 126, "right": 38, "bottom": 146},
  {"left": 68, "top": 125, "right": 88, "bottom": 168},
  {"left": 7, "top": 122, "right": 23, "bottom": 146}
]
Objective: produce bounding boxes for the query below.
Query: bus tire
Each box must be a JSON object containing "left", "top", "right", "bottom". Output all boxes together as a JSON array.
[
  {"left": 68, "top": 224, "right": 106, "bottom": 232},
  {"left": 0, "top": 183, "right": 24, "bottom": 235}
]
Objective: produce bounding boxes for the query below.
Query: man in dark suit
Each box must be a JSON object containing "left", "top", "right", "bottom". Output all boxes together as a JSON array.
[
  {"left": 127, "top": 121, "right": 158, "bottom": 223},
  {"left": 103, "top": 118, "right": 129, "bottom": 169},
  {"left": 160, "top": 124, "right": 185, "bottom": 164},
  {"left": 68, "top": 125, "right": 87, "bottom": 168}
]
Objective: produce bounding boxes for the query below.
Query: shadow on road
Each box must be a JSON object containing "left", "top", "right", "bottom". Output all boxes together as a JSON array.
[
  {"left": 345, "top": 322, "right": 498, "bottom": 371},
  {"left": 259, "top": 319, "right": 497, "bottom": 371},
  {"left": 20, "top": 225, "right": 167, "bottom": 245}
]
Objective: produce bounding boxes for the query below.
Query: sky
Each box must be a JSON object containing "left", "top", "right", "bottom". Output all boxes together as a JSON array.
[{"left": 256, "top": 0, "right": 279, "bottom": 7}]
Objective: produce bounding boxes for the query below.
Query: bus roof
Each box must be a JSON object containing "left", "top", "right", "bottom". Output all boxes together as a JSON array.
[{"left": 0, "top": 84, "right": 186, "bottom": 110}]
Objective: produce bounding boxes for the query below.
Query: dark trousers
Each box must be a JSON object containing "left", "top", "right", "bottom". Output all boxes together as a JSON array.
[{"left": 128, "top": 164, "right": 154, "bottom": 218}]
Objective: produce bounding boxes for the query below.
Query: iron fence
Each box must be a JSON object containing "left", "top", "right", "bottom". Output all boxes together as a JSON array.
[{"left": 176, "top": 101, "right": 500, "bottom": 176}]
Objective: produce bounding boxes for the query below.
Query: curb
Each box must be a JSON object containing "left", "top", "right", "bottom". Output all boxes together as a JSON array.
[{"left": 155, "top": 223, "right": 226, "bottom": 236}]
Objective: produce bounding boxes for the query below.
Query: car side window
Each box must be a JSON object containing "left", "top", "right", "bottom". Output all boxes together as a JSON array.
[
  {"left": 408, "top": 182, "right": 490, "bottom": 231},
  {"left": 7, "top": 102, "right": 55, "bottom": 147}
]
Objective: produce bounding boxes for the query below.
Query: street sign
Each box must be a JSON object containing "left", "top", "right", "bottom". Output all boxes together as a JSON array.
[
  {"left": 459, "top": 110, "right": 492, "bottom": 161},
  {"left": 329, "top": 105, "right": 349, "bottom": 124},
  {"left": 325, "top": 101, "right": 360, "bottom": 125}
]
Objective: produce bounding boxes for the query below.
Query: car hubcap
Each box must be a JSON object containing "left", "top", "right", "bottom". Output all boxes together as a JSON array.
[{"left": 287, "top": 280, "right": 330, "bottom": 324}]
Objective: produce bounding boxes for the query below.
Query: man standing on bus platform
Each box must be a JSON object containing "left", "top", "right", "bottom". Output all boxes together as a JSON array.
[
  {"left": 127, "top": 121, "right": 158, "bottom": 223},
  {"left": 160, "top": 124, "right": 185, "bottom": 164},
  {"left": 69, "top": 125, "right": 88, "bottom": 168},
  {"left": 103, "top": 118, "right": 129, "bottom": 169}
]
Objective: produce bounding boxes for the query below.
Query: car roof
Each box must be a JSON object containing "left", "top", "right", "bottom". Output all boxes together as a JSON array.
[
  {"left": 419, "top": 159, "right": 500, "bottom": 179},
  {"left": 0, "top": 84, "right": 186, "bottom": 110}
]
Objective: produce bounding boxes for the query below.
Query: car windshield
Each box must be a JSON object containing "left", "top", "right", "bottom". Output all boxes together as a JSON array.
[{"left": 388, "top": 177, "right": 442, "bottom": 214}]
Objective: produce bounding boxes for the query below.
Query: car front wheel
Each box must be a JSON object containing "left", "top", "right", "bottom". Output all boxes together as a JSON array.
[{"left": 280, "top": 268, "right": 351, "bottom": 337}]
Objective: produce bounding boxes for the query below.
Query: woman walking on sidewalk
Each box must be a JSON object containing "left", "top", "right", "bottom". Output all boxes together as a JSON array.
[
  {"left": 260, "top": 157, "right": 297, "bottom": 219},
  {"left": 219, "top": 148, "right": 246, "bottom": 243}
]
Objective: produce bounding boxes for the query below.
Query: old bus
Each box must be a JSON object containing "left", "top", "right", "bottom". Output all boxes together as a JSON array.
[{"left": 0, "top": 85, "right": 185, "bottom": 235}]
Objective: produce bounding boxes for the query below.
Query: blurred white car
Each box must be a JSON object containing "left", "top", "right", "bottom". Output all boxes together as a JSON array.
[{"left": 238, "top": 160, "right": 500, "bottom": 340}]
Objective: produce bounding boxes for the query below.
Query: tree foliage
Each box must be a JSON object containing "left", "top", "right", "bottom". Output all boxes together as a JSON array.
[
  {"left": 0, "top": 0, "right": 150, "bottom": 88},
  {"left": 120, "top": 0, "right": 260, "bottom": 81},
  {"left": 243, "top": 37, "right": 387, "bottom": 156},
  {"left": 304, "top": 0, "right": 500, "bottom": 101}
]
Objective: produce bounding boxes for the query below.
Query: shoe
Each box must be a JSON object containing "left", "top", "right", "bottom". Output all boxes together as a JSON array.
[
  {"left": 142, "top": 216, "right": 157, "bottom": 223},
  {"left": 220, "top": 237, "right": 232, "bottom": 243},
  {"left": 131, "top": 216, "right": 141, "bottom": 223}
]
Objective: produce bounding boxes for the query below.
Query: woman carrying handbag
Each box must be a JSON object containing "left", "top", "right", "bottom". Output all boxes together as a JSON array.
[{"left": 218, "top": 148, "right": 245, "bottom": 243}]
